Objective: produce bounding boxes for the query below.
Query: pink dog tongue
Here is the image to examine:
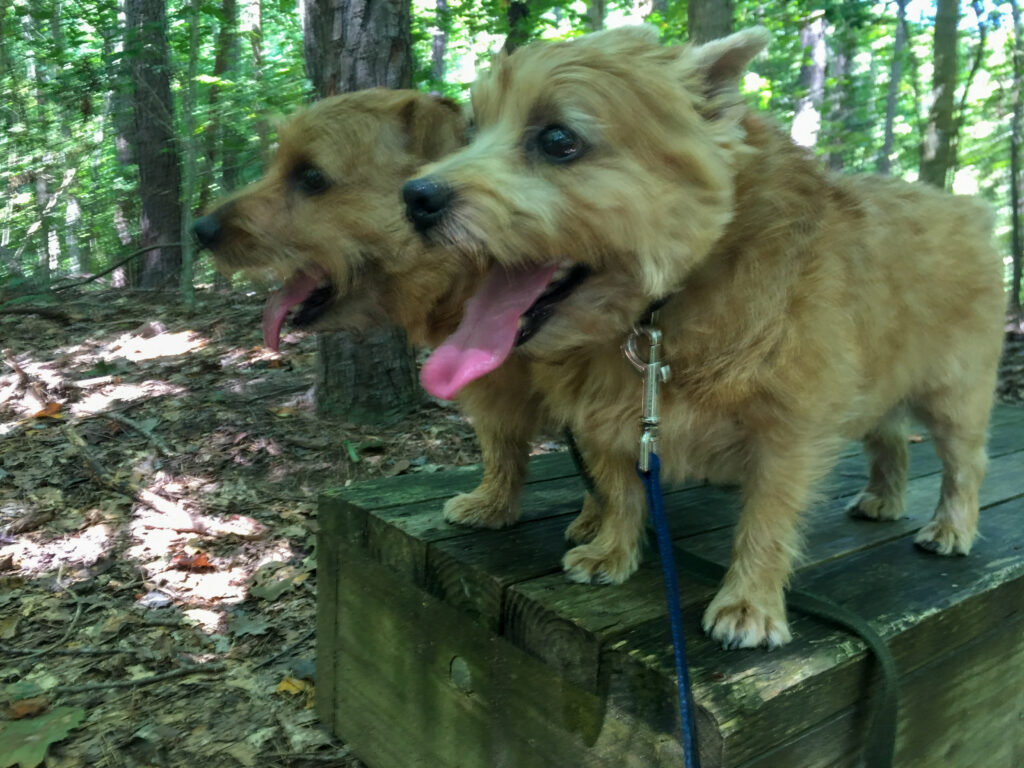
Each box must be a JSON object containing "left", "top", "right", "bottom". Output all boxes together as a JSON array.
[
  {"left": 421, "top": 264, "right": 558, "bottom": 400},
  {"left": 261, "top": 272, "right": 321, "bottom": 351}
]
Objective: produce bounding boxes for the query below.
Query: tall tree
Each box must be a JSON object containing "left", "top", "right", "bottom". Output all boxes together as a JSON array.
[
  {"left": 919, "top": 0, "right": 959, "bottom": 188},
  {"left": 179, "top": 0, "right": 201, "bottom": 304},
  {"left": 302, "top": 0, "right": 411, "bottom": 99},
  {"left": 431, "top": 0, "right": 449, "bottom": 83},
  {"left": 1011, "top": 0, "right": 1023, "bottom": 317},
  {"left": 687, "top": 0, "right": 733, "bottom": 43},
  {"left": 877, "top": 0, "right": 909, "bottom": 175},
  {"left": 791, "top": 10, "right": 826, "bottom": 150},
  {"left": 124, "top": 0, "right": 182, "bottom": 287},
  {"left": 585, "top": 0, "right": 605, "bottom": 31},
  {"left": 301, "top": 0, "right": 421, "bottom": 423},
  {"left": 241, "top": 0, "right": 271, "bottom": 159}
]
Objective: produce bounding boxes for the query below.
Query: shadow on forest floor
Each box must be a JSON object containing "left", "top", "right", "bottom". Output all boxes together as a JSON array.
[
  {"left": 0, "top": 287, "right": 566, "bottom": 768},
  {"left": 0, "top": 286, "right": 1022, "bottom": 767}
]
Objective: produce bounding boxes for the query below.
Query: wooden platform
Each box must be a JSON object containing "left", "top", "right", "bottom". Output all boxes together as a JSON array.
[{"left": 316, "top": 404, "right": 1024, "bottom": 768}]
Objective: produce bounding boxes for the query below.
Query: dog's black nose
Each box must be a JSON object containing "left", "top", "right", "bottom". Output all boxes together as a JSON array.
[
  {"left": 193, "top": 213, "right": 222, "bottom": 249},
  {"left": 403, "top": 177, "right": 452, "bottom": 232}
]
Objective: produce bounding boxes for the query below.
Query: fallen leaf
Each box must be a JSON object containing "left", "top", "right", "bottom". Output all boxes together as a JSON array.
[
  {"left": 6, "top": 696, "right": 49, "bottom": 719},
  {"left": 0, "top": 706, "right": 85, "bottom": 768},
  {"left": 275, "top": 676, "right": 310, "bottom": 696},
  {"left": 31, "top": 402, "right": 62, "bottom": 419},
  {"left": 171, "top": 551, "right": 215, "bottom": 571}
]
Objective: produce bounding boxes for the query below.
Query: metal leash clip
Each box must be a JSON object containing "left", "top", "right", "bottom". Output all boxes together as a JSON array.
[{"left": 623, "top": 326, "right": 671, "bottom": 472}]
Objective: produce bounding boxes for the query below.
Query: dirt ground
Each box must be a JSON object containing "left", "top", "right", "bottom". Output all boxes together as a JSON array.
[{"left": 1, "top": 287, "right": 1022, "bottom": 768}]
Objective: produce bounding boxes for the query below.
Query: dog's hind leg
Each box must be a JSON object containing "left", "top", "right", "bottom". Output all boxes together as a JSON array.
[
  {"left": 847, "top": 409, "right": 909, "bottom": 522},
  {"left": 562, "top": 452, "right": 646, "bottom": 585},
  {"left": 443, "top": 363, "right": 541, "bottom": 528},
  {"left": 911, "top": 381, "right": 995, "bottom": 556}
]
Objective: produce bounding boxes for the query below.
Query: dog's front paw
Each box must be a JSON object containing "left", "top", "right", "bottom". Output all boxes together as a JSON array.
[
  {"left": 565, "top": 494, "right": 603, "bottom": 544},
  {"left": 563, "top": 542, "right": 640, "bottom": 585},
  {"left": 847, "top": 490, "right": 904, "bottom": 521},
  {"left": 702, "top": 591, "right": 791, "bottom": 650},
  {"left": 443, "top": 489, "right": 520, "bottom": 529},
  {"left": 914, "top": 520, "right": 974, "bottom": 555}
]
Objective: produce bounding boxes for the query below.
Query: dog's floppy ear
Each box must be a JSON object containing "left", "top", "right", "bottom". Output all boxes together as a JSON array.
[
  {"left": 690, "top": 27, "right": 770, "bottom": 97},
  {"left": 399, "top": 92, "right": 466, "bottom": 162}
]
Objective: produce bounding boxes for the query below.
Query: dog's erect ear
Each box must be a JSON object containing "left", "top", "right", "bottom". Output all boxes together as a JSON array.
[
  {"left": 574, "top": 24, "right": 660, "bottom": 54},
  {"left": 690, "top": 27, "right": 770, "bottom": 97},
  {"left": 399, "top": 92, "right": 466, "bottom": 162}
]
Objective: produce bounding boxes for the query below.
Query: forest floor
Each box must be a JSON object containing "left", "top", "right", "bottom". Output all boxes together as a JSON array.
[{"left": 1, "top": 287, "right": 1023, "bottom": 768}]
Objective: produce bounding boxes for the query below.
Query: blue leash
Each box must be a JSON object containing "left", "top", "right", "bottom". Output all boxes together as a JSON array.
[
  {"left": 638, "top": 453, "right": 701, "bottom": 768},
  {"left": 623, "top": 324, "right": 701, "bottom": 767}
]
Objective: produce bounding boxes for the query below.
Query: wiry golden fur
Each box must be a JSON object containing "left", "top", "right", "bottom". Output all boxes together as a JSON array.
[
  {"left": 198, "top": 89, "right": 474, "bottom": 343},
  {"left": 196, "top": 88, "right": 554, "bottom": 535},
  {"left": 407, "top": 27, "right": 1007, "bottom": 649}
]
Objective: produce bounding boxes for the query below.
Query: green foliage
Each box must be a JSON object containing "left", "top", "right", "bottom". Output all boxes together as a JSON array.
[{"left": 0, "top": 0, "right": 1020, "bottom": 297}]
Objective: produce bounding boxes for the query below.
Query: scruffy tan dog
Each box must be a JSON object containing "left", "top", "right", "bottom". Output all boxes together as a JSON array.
[
  {"left": 193, "top": 89, "right": 552, "bottom": 527},
  {"left": 403, "top": 27, "right": 1007, "bottom": 649}
]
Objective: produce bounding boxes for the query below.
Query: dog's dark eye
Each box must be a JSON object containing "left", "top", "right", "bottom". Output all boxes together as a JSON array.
[
  {"left": 294, "top": 165, "right": 329, "bottom": 195},
  {"left": 537, "top": 125, "right": 582, "bottom": 164}
]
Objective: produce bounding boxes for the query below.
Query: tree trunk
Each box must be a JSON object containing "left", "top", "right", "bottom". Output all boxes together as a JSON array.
[
  {"left": 104, "top": 0, "right": 140, "bottom": 266},
  {"left": 179, "top": 0, "right": 200, "bottom": 305},
  {"left": 919, "top": 0, "right": 959, "bottom": 188},
  {"left": 301, "top": 0, "right": 421, "bottom": 423},
  {"left": 647, "top": 0, "right": 668, "bottom": 21},
  {"left": 791, "top": 11, "right": 826, "bottom": 150},
  {"left": 301, "top": 0, "right": 411, "bottom": 98},
  {"left": 242, "top": 0, "right": 271, "bottom": 159},
  {"left": 198, "top": 0, "right": 239, "bottom": 213},
  {"left": 585, "top": 0, "right": 605, "bottom": 31},
  {"left": 316, "top": 327, "right": 421, "bottom": 424},
  {"left": 824, "top": 20, "right": 856, "bottom": 171},
  {"left": 431, "top": 0, "right": 448, "bottom": 83},
  {"left": 125, "top": 0, "right": 182, "bottom": 288},
  {"left": 503, "top": 1, "right": 531, "bottom": 54},
  {"left": 878, "top": 0, "right": 909, "bottom": 175},
  {"left": 1011, "top": 0, "right": 1023, "bottom": 317},
  {"left": 687, "top": 0, "right": 733, "bottom": 43}
]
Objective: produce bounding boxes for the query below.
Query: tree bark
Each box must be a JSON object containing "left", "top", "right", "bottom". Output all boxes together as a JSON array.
[
  {"left": 503, "top": 1, "right": 531, "bottom": 54},
  {"left": 242, "top": 0, "right": 271, "bottom": 159},
  {"left": 124, "top": 0, "right": 183, "bottom": 288},
  {"left": 919, "top": 0, "right": 959, "bottom": 188},
  {"left": 179, "top": 0, "right": 200, "bottom": 305},
  {"left": 300, "top": 0, "right": 421, "bottom": 423},
  {"left": 316, "top": 327, "right": 421, "bottom": 424},
  {"left": 824, "top": 19, "right": 856, "bottom": 171},
  {"left": 301, "top": 0, "right": 411, "bottom": 98},
  {"left": 431, "top": 0, "right": 449, "bottom": 83},
  {"left": 791, "top": 11, "right": 826, "bottom": 150},
  {"left": 585, "top": 0, "right": 605, "bottom": 31},
  {"left": 687, "top": 0, "right": 733, "bottom": 43},
  {"left": 198, "top": 0, "right": 239, "bottom": 213},
  {"left": 878, "top": 0, "right": 909, "bottom": 175},
  {"left": 1011, "top": 0, "right": 1023, "bottom": 316}
]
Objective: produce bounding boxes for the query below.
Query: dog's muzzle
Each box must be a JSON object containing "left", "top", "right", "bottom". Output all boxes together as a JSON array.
[{"left": 403, "top": 177, "right": 452, "bottom": 234}]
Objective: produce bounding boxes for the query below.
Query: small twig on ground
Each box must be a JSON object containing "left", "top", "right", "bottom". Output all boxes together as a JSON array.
[
  {"left": 253, "top": 627, "right": 316, "bottom": 670},
  {"left": 50, "top": 242, "right": 183, "bottom": 293},
  {"left": 0, "top": 306, "right": 71, "bottom": 323},
  {"left": 103, "top": 412, "right": 173, "bottom": 456},
  {"left": 0, "top": 646, "right": 132, "bottom": 657},
  {"left": 62, "top": 423, "right": 198, "bottom": 526},
  {"left": 63, "top": 423, "right": 124, "bottom": 491},
  {"left": 9, "top": 600, "right": 84, "bottom": 662},
  {"left": 53, "top": 662, "right": 226, "bottom": 695}
]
